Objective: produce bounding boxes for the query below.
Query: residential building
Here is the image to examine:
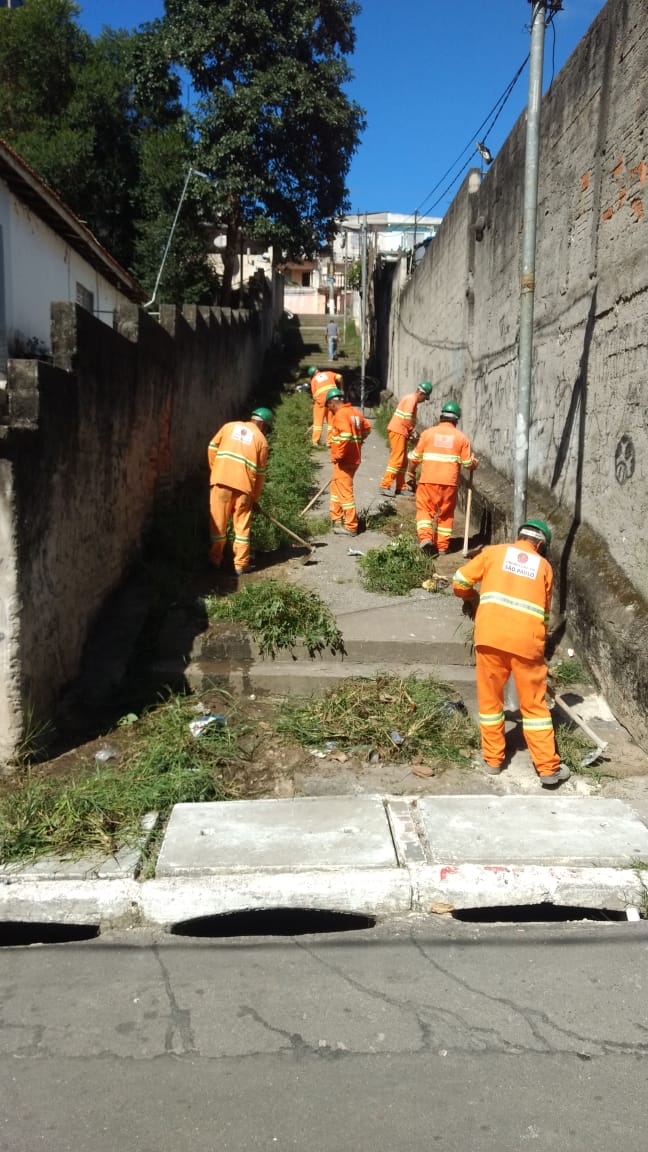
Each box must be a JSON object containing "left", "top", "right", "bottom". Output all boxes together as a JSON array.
[{"left": 0, "top": 138, "right": 144, "bottom": 372}]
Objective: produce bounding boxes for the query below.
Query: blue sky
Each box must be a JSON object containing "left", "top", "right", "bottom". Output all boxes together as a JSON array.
[{"left": 77, "top": 1, "right": 607, "bottom": 216}]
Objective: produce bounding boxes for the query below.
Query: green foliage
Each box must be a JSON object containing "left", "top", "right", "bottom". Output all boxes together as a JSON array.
[
  {"left": 253, "top": 392, "right": 319, "bottom": 552},
  {"left": 163, "top": 0, "right": 366, "bottom": 297},
  {"left": 551, "top": 658, "right": 590, "bottom": 686},
  {"left": 276, "top": 674, "right": 479, "bottom": 764},
  {"left": 346, "top": 261, "right": 361, "bottom": 291},
  {"left": 358, "top": 534, "right": 437, "bottom": 596},
  {"left": 205, "top": 580, "right": 345, "bottom": 659},
  {"left": 0, "top": 696, "right": 235, "bottom": 864},
  {"left": 373, "top": 403, "right": 394, "bottom": 441}
]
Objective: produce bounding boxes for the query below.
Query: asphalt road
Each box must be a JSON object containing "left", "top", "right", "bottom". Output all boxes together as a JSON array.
[{"left": 1, "top": 918, "right": 647, "bottom": 1151}]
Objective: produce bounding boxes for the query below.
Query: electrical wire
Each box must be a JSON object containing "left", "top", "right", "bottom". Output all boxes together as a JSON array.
[{"left": 408, "top": 54, "right": 529, "bottom": 223}]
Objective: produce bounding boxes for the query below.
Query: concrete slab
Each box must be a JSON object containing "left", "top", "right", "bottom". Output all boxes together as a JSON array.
[
  {"left": 415, "top": 796, "right": 648, "bottom": 866},
  {"left": 0, "top": 814, "right": 157, "bottom": 881},
  {"left": 155, "top": 796, "right": 399, "bottom": 877}
]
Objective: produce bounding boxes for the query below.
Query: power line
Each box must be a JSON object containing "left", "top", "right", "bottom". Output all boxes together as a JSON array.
[{"left": 409, "top": 54, "right": 529, "bottom": 224}]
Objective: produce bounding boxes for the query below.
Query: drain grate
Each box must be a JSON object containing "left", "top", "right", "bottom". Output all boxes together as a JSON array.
[
  {"left": 170, "top": 908, "right": 376, "bottom": 937},
  {"left": 0, "top": 922, "right": 100, "bottom": 947},
  {"left": 452, "top": 903, "right": 629, "bottom": 923}
]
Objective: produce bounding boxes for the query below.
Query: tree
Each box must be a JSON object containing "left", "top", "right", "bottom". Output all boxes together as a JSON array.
[
  {"left": 163, "top": 0, "right": 365, "bottom": 302},
  {"left": 0, "top": 0, "right": 216, "bottom": 301}
]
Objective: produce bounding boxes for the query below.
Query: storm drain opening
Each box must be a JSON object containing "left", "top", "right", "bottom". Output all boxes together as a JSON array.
[
  {"left": 170, "top": 908, "right": 377, "bottom": 937},
  {"left": 451, "top": 903, "right": 630, "bottom": 924},
  {"left": 0, "top": 922, "right": 100, "bottom": 947}
]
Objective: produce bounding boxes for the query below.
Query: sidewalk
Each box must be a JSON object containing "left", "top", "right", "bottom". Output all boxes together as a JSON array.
[{"left": 2, "top": 423, "right": 648, "bottom": 934}]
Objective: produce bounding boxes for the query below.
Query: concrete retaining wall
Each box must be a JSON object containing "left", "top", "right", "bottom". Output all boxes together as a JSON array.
[
  {"left": 0, "top": 283, "right": 279, "bottom": 762},
  {"left": 381, "top": 0, "right": 648, "bottom": 744}
]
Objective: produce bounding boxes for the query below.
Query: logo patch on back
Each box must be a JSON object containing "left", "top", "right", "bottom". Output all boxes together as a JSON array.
[{"left": 502, "top": 546, "right": 541, "bottom": 579}]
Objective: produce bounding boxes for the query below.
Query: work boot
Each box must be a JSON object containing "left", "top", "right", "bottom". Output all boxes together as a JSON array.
[
  {"left": 234, "top": 564, "right": 256, "bottom": 576},
  {"left": 476, "top": 754, "right": 504, "bottom": 776},
  {"left": 419, "top": 540, "right": 438, "bottom": 558},
  {"left": 379, "top": 488, "right": 395, "bottom": 498},
  {"left": 537, "top": 763, "right": 571, "bottom": 788},
  {"left": 333, "top": 526, "right": 358, "bottom": 537}
]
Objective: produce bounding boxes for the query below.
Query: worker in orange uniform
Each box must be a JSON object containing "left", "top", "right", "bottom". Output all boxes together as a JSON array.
[
  {"left": 207, "top": 407, "right": 272, "bottom": 575},
  {"left": 379, "top": 380, "right": 432, "bottom": 496},
  {"left": 453, "top": 518, "right": 570, "bottom": 788},
  {"left": 307, "top": 366, "right": 343, "bottom": 447},
  {"left": 325, "top": 388, "right": 371, "bottom": 536},
  {"left": 406, "top": 400, "right": 477, "bottom": 557}
]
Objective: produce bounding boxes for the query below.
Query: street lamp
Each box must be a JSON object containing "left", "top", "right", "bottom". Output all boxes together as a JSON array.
[{"left": 144, "top": 167, "right": 212, "bottom": 309}]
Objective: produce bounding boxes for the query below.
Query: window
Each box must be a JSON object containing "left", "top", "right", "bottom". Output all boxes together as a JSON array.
[
  {"left": 75, "top": 282, "right": 94, "bottom": 313},
  {"left": 302, "top": 271, "right": 311, "bottom": 288}
]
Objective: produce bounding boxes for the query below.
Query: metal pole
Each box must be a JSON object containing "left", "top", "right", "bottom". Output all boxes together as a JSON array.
[
  {"left": 144, "top": 167, "right": 210, "bottom": 309},
  {"left": 360, "top": 217, "right": 367, "bottom": 412},
  {"left": 514, "top": 1, "right": 547, "bottom": 529}
]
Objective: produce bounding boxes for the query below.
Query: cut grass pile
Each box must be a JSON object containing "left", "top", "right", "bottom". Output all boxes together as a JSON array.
[
  {"left": 206, "top": 579, "right": 345, "bottom": 659},
  {"left": 0, "top": 695, "right": 239, "bottom": 865},
  {"left": 276, "top": 674, "right": 479, "bottom": 764},
  {"left": 358, "top": 533, "right": 438, "bottom": 595}
]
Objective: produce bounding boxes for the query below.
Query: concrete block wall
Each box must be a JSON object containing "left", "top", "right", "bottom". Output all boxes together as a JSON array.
[
  {"left": 0, "top": 289, "right": 277, "bottom": 762},
  {"left": 381, "top": 0, "right": 648, "bottom": 744}
]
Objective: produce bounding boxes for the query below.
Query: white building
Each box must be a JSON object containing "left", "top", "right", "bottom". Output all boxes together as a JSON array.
[
  {"left": 0, "top": 138, "right": 143, "bottom": 375},
  {"left": 280, "top": 211, "right": 441, "bottom": 316}
]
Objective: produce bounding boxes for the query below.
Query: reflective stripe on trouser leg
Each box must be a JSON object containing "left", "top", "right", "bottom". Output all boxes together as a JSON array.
[
  {"left": 432, "top": 483, "right": 458, "bottom": 552},
  {"left": 231, "top": 491, "right": 254, "bottom": 571},
  {"left": 415, "top": 482, "right": 438, "bottom": 544},
  {"left": 475, "top": 645, "right": 510, "bottom": 767},
  {"left": 380, "top": 431, "right": 408, "bottom": 491},
  {"left": 209, "top": 484, "right": 236, "bottom": 565},
  {"left": 511, "top": 653, "right": 560, "bottom": 776},
  {"left": 312, "top": 401, "right": 327, "bottom": 445},
  {"left": 332, "top": 462, "right": 358, "bottom": 532}
]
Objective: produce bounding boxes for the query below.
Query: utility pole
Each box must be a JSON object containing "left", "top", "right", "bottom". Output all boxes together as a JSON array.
[
  {"left": 360, "top": 216, "right": 368, "bottom": 412},
  {"left": 513, "top": 1, "right": 551, "bottom": 529}
]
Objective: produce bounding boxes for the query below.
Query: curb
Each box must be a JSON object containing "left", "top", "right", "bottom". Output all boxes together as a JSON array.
[{"left": 1, "top": 865, "right": 645, "bottom": 931}]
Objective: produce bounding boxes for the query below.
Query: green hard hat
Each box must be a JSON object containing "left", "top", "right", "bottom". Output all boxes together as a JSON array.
[
  {"left": 417, "top": 381, "right": 433, "bottom": 396},
  {"left": 518, "top": 518, "right": 552, "bottom": 547},
  {"left": 441, "top": 400, "right": 461, "bottom": 418},
  {"left": 325, "top": 388, "right": 344, "bottom": 403},
  {"left": 251, "top": 407, "right": 273, "bottom": 425},
  {"left": 307, "top": 366, "right": 317, "bottom": 377}
]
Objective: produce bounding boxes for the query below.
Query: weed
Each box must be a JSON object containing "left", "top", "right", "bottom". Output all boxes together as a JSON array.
[
  {"left": 630, "top": 861, "right": 648, "bottom": 919},
  {"left": 10, "top": 703, "right": 55, "bottom": 769},
  {"left": 358, "top": 534, "right": 437, "bottom": 595},
  {"left": 276, "top": 674, "right": 479, "bottom": 764},
  {"left": 252, "top": 392, "right": 319, "bottom": 553},
  {"left": 0, "top": 695, "right": 238, "bottom": 864},
  {"left": 554, "top": 723, "right": 616, "bottom": 780},
  {"left": 372, "top": 403, "right": 393, "bottom": 441},
  {"left": 205, "top": 579, "right": 345, "bottom": 659},
  {"left": 306, "top": 514, "right": 331, "bottom": 536},
  {"left": 342, "top": 319, "right": 361, "bottom": 363},
  {"left": 363, "top": 501, "right": 399, "bottom": 532},
  {"left": 551, "top": 657, "right": 590, "bottom": 686}
]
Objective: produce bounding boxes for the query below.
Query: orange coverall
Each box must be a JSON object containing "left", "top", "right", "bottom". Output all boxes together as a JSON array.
[
  {"left": 379, "top": 391, "right": 421, "bottom": 493},
  {"left": 328, "top": 402, "right": 371, "bottom": 533},
  {"left": 208, "top": 420, "right": 268, "bottom": 572},
  {"left": 310, "top": 370, "right": 339, "bottom": 446},
  {"left": 453, "top": 540, "right": 560, "bottom": 777},
  {"left": 408, "top": 421, "right": 477, "bottom": 551}
]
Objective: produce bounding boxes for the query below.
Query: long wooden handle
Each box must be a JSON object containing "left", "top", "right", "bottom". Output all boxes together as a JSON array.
[
  {"left": 553, "top": 693, "right": 609, "bottom": 752},
  {"left": 300, "top": 477, "right": 331, "bottom": 516},
  {"left": 462, "top": 473, "right": 473, "bottom": 557},
  {"left": 255, "top": 505, "right": 313, "bottom": 551}
]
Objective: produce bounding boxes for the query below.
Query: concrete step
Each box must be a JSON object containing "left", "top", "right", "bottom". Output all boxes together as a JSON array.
[{"left": 180, "top": 658, "right": 479, "bottom": 702}]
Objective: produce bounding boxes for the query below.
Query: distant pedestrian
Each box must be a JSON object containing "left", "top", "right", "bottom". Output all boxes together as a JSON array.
[
  {"left": 379, "top": 380, "right": 432, "bottom": 496},
  {"left": 453, "top": 518, "right": 570, "bottom": 788},
  {"left": 307, "top": 366, "right": 343, "bottom": 447},
  {"left": 207, "top": 407, "right": 272, "bottom": 575},
  {"left": 326, "top": 318, "right": 340, "bottom": 361},
  {"left": 407, "top": 400, "right": 477, "bottom": 557},
  {"left": 325, "top": 388, "right": 371, "bottom": 536}
]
